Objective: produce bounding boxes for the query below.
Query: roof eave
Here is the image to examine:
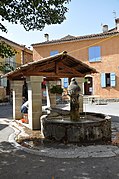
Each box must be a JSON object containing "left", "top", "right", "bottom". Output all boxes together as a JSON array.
[
  {"left": 2, "top": 51, "right": 97, "bottom": 80},
  {"left": 32, "top": 32, "right": 119, "bottom": 47}
]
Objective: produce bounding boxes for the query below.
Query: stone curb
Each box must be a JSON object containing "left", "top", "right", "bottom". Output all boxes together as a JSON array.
[{"left": 8, "top": 124, "right": 119, "bottom": 159}]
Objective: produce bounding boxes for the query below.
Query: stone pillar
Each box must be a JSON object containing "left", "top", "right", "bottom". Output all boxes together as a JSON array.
[
  {"left": 27, "top": 76, "right": 43, "bottom": 130},
  {"left": 46, "top": 83, "right": 50, "bottom": 108},
  {"left": 76, "top": 77, "right": 84, "bottom": 113},
  {"left": 48, "top": 81, "right": 56, "bottom": 108},
  {"left": 0, "top": 87, "right": 6, "bottom": 100},
  {"left": 70, "top": 93, "right": 80, "bottom": 121},
  {"left": 68, "top": 78, "right": 80, "bottom": 121},
  {"left": 12, "top": 80, "right": 24, "bottom": 120}
]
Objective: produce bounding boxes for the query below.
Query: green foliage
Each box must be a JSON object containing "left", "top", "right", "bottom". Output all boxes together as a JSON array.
[
  {"left": 50, "top": 85, "right": 63, "bottom": 94},
  {"left": 83, "top": 78, "right": 88, "bottom": 83},
  {"left": 0, "top": 42, "right": 16, "bottom": 73},
  {"left": 0, "top": 0, "right": 71, "bottom": 32},
  {"left": 0, "top": 42, "right": 17, "bottom": 58},
  {"left": 0, "top": 0, "right": 71, "bottom": 72},
  {"left": 0, "top": 62, "right": 14, "bottom": 73}
]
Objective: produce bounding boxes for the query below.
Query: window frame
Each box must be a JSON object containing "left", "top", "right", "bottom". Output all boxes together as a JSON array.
[{"left": 101, "top": 72, "right": 116, "bottom": 88}]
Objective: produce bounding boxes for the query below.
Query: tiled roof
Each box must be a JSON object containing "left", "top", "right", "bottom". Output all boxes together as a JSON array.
[
  {"left": 0, "top": 36, "right": 32, "bottom": 53},
  {"left": 4, "top": 51, "right": 97, "bottom": 80},
  {"left": 0, "top": 36, "right": 25, "bottom": 48},
  {"left": 60, "top": 35, "right": 76, "bottom": 40},
  {"left": 32, "top": 30, "right": 119, "bottom": 46}
]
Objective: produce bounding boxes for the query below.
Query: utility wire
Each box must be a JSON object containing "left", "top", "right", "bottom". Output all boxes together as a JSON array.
[{"left": 68, "top": 33, "right": 119, "bottom": 55}]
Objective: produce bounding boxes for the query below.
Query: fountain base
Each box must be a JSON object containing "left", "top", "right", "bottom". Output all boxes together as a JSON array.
[{"left": 41, "top": 112, "right": 111, "bottom": 144}]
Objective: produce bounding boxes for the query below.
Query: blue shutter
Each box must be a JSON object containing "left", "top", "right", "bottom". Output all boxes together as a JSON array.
[
  {"left": 101, "top": 73, "right": 106, "bottom": 87},
  {"left": 88, "top": 47, "right": 95, "bottom": 62},
  {"left": 50, "top": 50, "right": 58, "bottom": 56},
  {"left": 110, "top": 72, "right": 116, "bottom": 87},
  {"left": 64, "top": 78, "right": 69, "bottom": 88},
  {"left": 95, "top": 46, "right": 101, "bottom": 61},
  {"left": 89, "top": 46, "right": 101, "bottom": 62}
]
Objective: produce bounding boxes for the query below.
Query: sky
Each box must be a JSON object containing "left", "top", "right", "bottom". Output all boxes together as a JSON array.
[{"left": 1, "top": 0, "right": 119, "bottom": 48}]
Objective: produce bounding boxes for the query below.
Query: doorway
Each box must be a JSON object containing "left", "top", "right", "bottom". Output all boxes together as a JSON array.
[{"left": 84, "top": 76, "right": 93, "bottom": 95}]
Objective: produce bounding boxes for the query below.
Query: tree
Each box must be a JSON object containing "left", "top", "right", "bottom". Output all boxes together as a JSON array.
[
  {"left": 0, "top": 41, "right": 17, "bottom": 73},
  {"left": 0, "top": 0, "right": 71, "bottom": 72},
  {"left": 0, "top": 42, "right": 16, "bottom": 73},
  {"left": 0, "top": 0, "right": 71, "bottom": 33},
  {"left": 0, "top": 41, "right": 16, "bottom": 58}
]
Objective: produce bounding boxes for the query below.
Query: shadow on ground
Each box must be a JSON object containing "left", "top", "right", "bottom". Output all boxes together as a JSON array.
[
  {"left": 0, "top": 124, "right": 8, "bottom": 130},
  {"left": 0, "top": 104, "right": 13, "bottom": 119}
]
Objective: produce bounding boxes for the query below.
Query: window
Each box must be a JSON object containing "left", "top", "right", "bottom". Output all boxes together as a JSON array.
[
  {"left": 0, "top": 77, "right": 7, "bottom": 87},
  {"left": 5, "top": 56, "right": 16, "bottom": 71},
  {"left": 101, "top": 73, "right": 116, "bottom": 87},
  {"left": 88, "top": 46, "right": 101, "bottom": 62},
  {"left": 50, "top": 50, "right": 59, "bottom": 56},
  {"left": 63, "top": 78, "right": 69, "bottom": 88}
]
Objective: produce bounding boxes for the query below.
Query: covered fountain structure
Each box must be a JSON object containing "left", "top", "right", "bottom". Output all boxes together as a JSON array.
[
  {"left": 42, "top": 78, "right": 111, "bottom": 144},
  {"left": 4, "top": 51, "right": 111, "bottom": 144}
]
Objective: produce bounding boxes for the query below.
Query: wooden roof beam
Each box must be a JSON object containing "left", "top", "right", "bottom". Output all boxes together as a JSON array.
[
  {"left": 21, "top": 71, "right": 78, "bottom": 78},
  {"left": 58, "top": 62, "right": 84, "bottom": 77},
  {"left": 25, "top": 62, "right": 55, "bottom": 73}
]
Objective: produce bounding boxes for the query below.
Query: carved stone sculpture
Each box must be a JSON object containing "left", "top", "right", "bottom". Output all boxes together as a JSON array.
[{"left": 68, "top": 78, "right": 81, "bottom": 121}]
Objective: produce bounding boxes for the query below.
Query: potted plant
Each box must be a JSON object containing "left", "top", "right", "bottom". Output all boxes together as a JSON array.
[{"left": 50, "top": 85, "right": 63, "bottom": 94}]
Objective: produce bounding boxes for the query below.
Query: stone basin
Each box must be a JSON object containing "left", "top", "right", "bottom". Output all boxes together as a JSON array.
[{"left": 41, "top": 112, "right": 111, "bottom": 144}]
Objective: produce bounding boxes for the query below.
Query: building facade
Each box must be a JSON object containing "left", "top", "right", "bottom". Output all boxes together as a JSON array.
[
  {"left": 0, "top": 36, "right": 33, "bottom": 99},
  {"left": 32, "top": 18, "right": 119, "bottom": 100}
]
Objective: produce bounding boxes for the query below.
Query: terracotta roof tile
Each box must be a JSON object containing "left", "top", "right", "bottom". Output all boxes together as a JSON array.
[
  {"left": 0, "top": 36, "right": 32, "bottom": 53},
  {"left": 3, "top": 51, "right": 97, "bottom": 80},
  {"left": 32, "top": 31, "right": 119, "bottom": 46}
]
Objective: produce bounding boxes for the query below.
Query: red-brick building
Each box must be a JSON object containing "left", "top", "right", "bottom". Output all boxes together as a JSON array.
[{"left": 32, "top": 18, "right": 119, "bottom": 100}]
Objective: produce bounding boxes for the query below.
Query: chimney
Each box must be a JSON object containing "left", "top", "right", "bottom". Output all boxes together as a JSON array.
[
  {"left": 44, "top": 33, "right": 49, "bottom": 41},
  {"left": 115, "top": 18, "right": 119, "bottom": 31},
  {"left": 102, "top": 25, "right": 108, "bottom": 33}
]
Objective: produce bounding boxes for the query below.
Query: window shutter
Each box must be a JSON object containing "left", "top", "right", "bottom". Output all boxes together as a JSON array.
[
  {"left": 50, "top": 50, "right": 58, "bottom": 56},
  {"left": 94, "top": 46, "right": 101, "bottom": 61},
  {"left": 101, "top": 73, "right": 106, "bottom": 87},
  {"left": 88, "top": 46, "right": 101, "bottom": 62},
  {"left": 110, "top": 72, "right": 116, "bottom": 87},
  {"left": 88, "top": 47, "right": 95, "bottom": 62},
  {"left": 64, "top": 78, "right": 69, "bottom": 88}
]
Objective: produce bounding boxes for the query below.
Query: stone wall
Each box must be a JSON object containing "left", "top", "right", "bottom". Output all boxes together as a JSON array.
[
  {"left": 42, "top": 113, "right": 111, "bottom": 144},
  {"left": 0, "top": 87, "right": 6, "bottom": 100}
]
